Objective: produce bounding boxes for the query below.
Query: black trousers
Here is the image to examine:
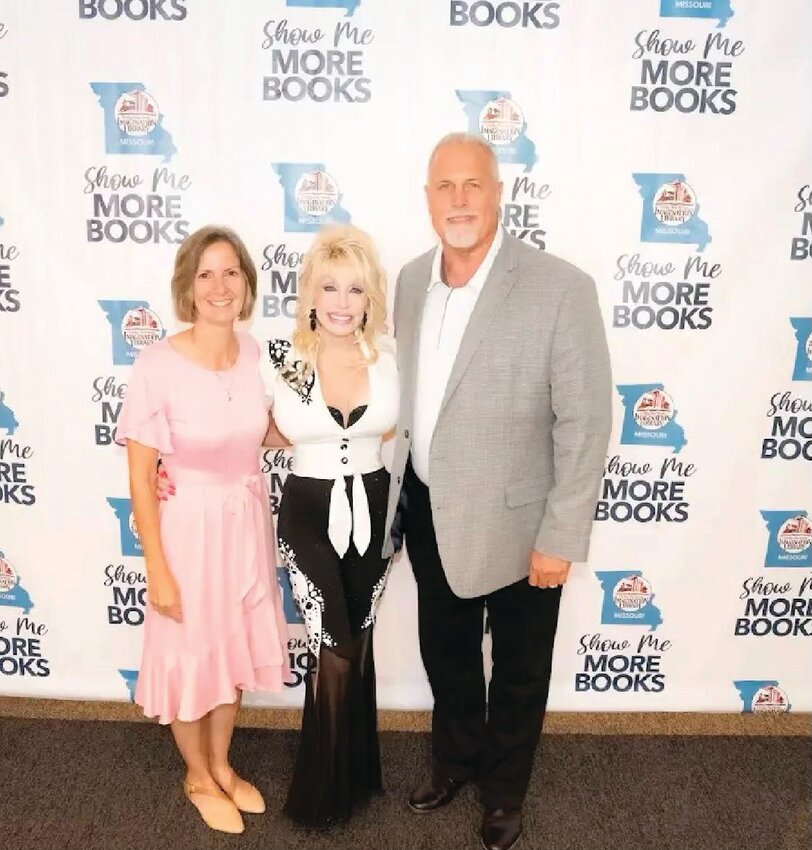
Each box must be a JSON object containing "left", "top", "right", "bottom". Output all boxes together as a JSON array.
[{"left": 403, "top": 459, "right": 562, "bottom": 810}]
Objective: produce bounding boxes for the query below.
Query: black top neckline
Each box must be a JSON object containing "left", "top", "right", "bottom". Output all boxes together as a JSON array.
[{"left": 327, "top": 404, "right": 368, "bottom": 430}]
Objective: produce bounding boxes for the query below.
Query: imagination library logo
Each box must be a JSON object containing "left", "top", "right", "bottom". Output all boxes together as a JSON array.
[
  {"left": 98, "top": 301, "right": 165, "bottom": 366},
  {"left": 261, "top": 7, "right": 374, "bottom": 104},
  {"left": 790, "top": 318, "right": 812, "bottom": 381},
  {"left": 635, "top": 174, "right": 711, "bottom": 252},
  {"left": 734, "top": 681, "right": 792, "bottom": 714},
  {"left": 458, "top": 91, "right": 537, "bottom": 172},
  {"left": 263, "top": 163, "right": 353, "bottom": 318},
  {"left": 791, "top": 185, "right": 812, "bottom": 261},
  {"left": 575, "top": 571, "right": 671, "bottom": 694},
  {"left": 617, "top": 384, "right": 687, "bottom": 453},
  {"left": 762, "top": 392, "right": 812, "bottom": 462},
  {"left": 630, "top": 26, "right": 744, "bottom": 115},
  {"left": 611, "top": 252, "right": 720, "bottom": 331},
  {"left": 761, "top": 511, "right": 812, "bottom": 569}
]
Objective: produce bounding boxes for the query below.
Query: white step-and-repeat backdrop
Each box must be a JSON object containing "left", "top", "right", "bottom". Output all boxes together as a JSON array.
[{"left": 1, "top": 0, "right": 810, "bottom": 714}]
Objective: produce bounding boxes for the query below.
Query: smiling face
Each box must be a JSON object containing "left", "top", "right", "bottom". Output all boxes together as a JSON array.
[
  {"left": 425, "top": 140, "right": 502, "bottom": 251},
  {"left": 191, "top": 240, "right": 246, "bottom": 326},
  {"left": 312, "top": 261, "right": 368, "bottom": 340}
]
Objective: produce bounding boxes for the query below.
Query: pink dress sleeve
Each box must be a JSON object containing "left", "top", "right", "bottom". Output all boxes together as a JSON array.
[{"left": 114, "top": 346, "right": 174, "bottom": 454}]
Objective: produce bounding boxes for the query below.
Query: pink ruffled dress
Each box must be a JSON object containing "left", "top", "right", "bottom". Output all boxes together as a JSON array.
[{"left": 115, "top": 332, "right": 289, "bottom": 724}]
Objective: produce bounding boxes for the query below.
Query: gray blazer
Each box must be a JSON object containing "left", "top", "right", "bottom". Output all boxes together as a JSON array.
[{"left": 383, "top": 231, "right": 613, "bottom": 599}]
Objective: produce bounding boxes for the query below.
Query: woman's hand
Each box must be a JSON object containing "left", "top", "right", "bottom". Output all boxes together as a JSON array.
[
  {"left": 148, "top": 565, "right": 183, "bottom": 622},
  {"left": 156, "top": 467, "right": 175, "bottom": 501},
  {"left": 263, "top": 412, "right": 291, "bottom": 448}
]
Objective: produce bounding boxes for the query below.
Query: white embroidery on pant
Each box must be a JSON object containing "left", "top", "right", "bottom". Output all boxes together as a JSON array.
[
  {"left": 360, "top": 561, "right": 391, "bottom": 631},
  {"left": 279, "top": 538, "right": 328, "bottom": 655}
]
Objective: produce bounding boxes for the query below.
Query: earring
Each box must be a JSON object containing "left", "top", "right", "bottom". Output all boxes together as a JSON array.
[
  {"left": 360, "top": 311, "right": 368, "bottom": 332},
  {"left": 309, "top": 307, "right": 317, "bottom": 331}
]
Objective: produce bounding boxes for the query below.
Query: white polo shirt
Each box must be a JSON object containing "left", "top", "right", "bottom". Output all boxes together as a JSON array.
[{"left": 411, "top": 228, "right": 504, "bottom": 485}]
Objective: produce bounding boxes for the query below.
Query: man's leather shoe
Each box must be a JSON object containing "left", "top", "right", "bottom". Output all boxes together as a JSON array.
[
  {"left": 407, "top": 775, "right": 465, "bottom": 813},
  {"left": 480, "top": 807, "right": 522, "bottom": 850}
]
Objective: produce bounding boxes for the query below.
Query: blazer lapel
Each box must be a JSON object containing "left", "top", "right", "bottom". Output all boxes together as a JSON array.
[
  {"left": 437, "top": 234, "right": 520, "bottom": 419},
  {"left": 400, "top": 249, "right": 434, "bottom": 405}
]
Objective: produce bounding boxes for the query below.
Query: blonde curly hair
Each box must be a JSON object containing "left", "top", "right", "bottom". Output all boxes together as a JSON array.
[{"left": 294, "top": 224, "right": 388, "bottom": 366}]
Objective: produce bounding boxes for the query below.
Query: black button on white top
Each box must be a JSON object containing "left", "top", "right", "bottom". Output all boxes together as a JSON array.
[
  {"left": 404, "top": 429, "right": 410, "bottom": 439},
  {"left": 341, "top": 457, "right": 348, "bottom": 465}
]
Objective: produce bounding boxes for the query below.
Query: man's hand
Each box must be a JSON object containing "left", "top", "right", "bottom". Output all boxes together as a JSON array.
[
  {"left": 157, "top": 467, "right": 175, "bottom": 501},
  {"left": 529, "top": 550, "right": 571, "bottom": 589}
]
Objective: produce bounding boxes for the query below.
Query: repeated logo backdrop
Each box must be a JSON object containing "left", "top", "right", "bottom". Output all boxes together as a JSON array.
[{"left": 0, "top": 1, "right": 810, "bottom": 712}]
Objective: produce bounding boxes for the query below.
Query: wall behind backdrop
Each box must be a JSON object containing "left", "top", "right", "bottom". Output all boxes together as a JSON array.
[{"left": 0, "top": 0, "right": 810, "bottom": 714}]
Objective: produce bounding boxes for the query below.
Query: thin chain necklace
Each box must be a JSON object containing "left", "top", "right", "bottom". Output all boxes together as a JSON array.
[
  {"left": 214, "top": 369, "right": 235, "bottom": 402},
  {"left": 190, "top": 328, "right": 238, "bottom": 402}
]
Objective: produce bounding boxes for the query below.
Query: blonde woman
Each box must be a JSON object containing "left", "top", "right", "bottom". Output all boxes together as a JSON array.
[
  {"left": 116, "top": 226, "right": 289, "bottom": 834},
  {"left": 268, "top": 224, "right": 399, "bottom": 826}
]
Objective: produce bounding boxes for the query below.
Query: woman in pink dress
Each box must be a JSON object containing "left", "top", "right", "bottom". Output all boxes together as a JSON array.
[{"left": 116, "top": 225, "right": 290, "bottom": 835}]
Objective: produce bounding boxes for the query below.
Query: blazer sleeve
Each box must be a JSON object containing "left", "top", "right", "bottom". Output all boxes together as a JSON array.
[{"left": 534, "top": 272, "right": 612, "bottom": 563}]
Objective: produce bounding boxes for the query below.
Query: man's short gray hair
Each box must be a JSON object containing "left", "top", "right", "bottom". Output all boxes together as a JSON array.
[{"left": 427, "top": 132, "right": 500, "bottom": 182}]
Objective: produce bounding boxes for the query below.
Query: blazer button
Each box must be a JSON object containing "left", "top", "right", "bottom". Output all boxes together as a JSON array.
[{"left": 404, "top": 429, "right": 410, "bottom": 439}]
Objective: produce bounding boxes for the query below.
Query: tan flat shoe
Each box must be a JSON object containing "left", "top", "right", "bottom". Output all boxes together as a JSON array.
[
  {"left": 224, "top": 776, "right": 266, "bottom": 815},
  {"left": 183, "top": 781, "right": 245, "bottom": 833}
]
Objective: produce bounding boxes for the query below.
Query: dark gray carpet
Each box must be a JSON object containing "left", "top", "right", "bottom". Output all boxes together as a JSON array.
[{"left": 0, "top": 718, "right": 808, "bottom": 850}]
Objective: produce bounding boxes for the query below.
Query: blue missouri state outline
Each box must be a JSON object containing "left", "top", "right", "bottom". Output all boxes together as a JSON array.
[
  {"left": 0, "top": 394, "right": 19, "bottom": 435},
  {"left": 733, "top": 680, "right": 790, "bottom": 712},
  {"left": 633, "top": 173, "right": 711, "bottom": 252},
  {"left": 90, "top": 83, "right": 177, "bottom": 162},
  {"left": 760, "top": 510, "right": 812, "bottom": 568},
  {"left": 456, "top": 90, "right": 538, "bottom": 173},
  {"left": 107, "top": 498, "right": 142, "bottom": 557},
  {"left": 119, "top": 669, "right": 139, "bottom": 702},
  {"left": 0, "top": 559, "right": 34, "bottom": 616},
  {"left": 272, "top": 163, "right": 351, "bottom": 233},
  {"left": 660, "top": 0, "right": 734, "bottom": 28},
  {"left": 595, "top": 571, "right": 663, "bottom": 632},
  {"left": 286, "top": 0, "right": 360, "bottom": 13},
  {"left": 790, "top": 318, "right": 812, "bottom": 381},
  {"left": 616, "top": 384, "right": 687, "bottom": 454}
]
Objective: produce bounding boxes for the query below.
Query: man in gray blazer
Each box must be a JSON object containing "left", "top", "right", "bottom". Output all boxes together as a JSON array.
[{"left": 383, "top": 133, "right": 612, "bottom": 850}]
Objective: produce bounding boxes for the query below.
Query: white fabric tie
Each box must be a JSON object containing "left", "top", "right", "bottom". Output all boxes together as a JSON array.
[
  {"left": 327, "top": 474, "right": 372, "bottom": 558},
  {"left": 293, "top": 437, "right": 382, "bottom": 559}
]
